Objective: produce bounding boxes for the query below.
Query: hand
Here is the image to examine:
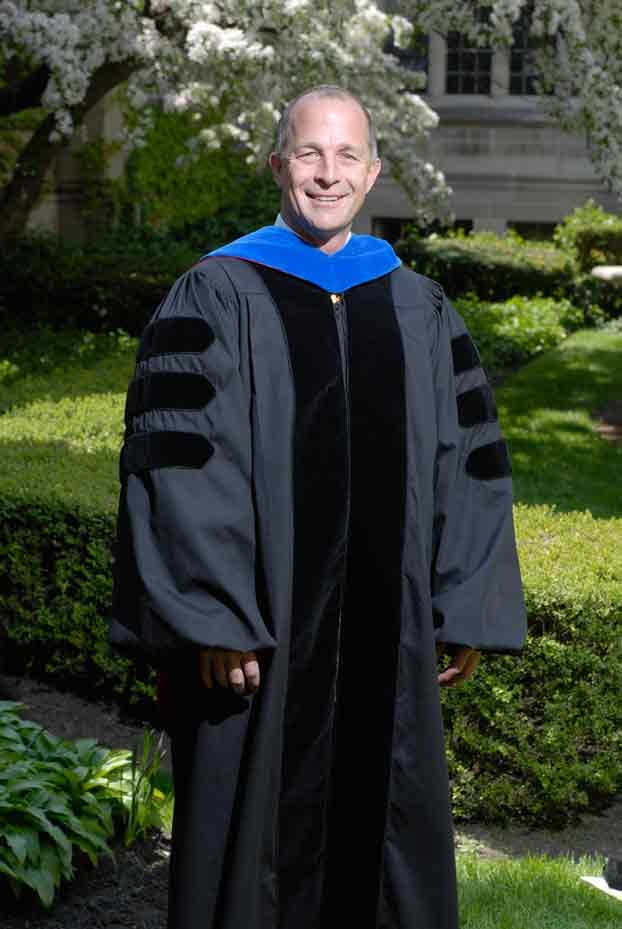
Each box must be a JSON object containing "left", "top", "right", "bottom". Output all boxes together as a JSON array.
[
  {"left": 436, "top": 642, "right": 480, "bottom": 687},
  {"left": 199, "top": 647, "right": 261, "bottom": 695}
]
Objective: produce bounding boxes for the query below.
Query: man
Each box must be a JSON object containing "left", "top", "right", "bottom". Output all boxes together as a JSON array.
[{"left": 110, "top": 85, "right": 526, "bottom": 929}]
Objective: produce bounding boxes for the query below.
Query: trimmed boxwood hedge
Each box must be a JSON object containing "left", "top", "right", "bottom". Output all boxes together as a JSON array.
[
  {"left": 0, "top": 232, "right": 196, "bottom": 336},
  {"left": 1, "top": 328, "right": 621, "bottom": 826},
  {"left": 395, "top": 229, "right": 622, "bottom": 321},
  {"left": 396, "top": 230, "right": 573, "bottom": 302}
]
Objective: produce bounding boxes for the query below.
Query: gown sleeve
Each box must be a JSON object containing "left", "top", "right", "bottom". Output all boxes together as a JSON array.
[
  {"left": 109, "top": 262, "right": 276, "bottom": 668},
  {"left": 430, "top": 287, "right": 527, "bottom": 654}
]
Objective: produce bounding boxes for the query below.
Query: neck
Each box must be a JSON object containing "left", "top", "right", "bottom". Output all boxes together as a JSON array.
[{"left": 278, "top": 210, "right": 352, "bottom": 254}]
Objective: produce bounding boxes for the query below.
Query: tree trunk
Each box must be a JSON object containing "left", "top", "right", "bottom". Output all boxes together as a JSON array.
[{"left": 0, "top": 60, "right": 137, "bottom": 243}]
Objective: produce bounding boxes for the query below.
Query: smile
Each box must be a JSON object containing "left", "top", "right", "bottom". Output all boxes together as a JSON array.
[{"left": 307, "top": 194, "right": 346, "bottom": 202}]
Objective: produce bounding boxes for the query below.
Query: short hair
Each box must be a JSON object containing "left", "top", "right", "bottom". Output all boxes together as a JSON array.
[{"left": 275, "top": 85, "right": 378, "bottom": 161}]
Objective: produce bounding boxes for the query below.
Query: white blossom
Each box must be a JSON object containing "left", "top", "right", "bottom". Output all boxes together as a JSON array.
[{"left": 3, "top": 0, "right": 622, "bottom": 221}]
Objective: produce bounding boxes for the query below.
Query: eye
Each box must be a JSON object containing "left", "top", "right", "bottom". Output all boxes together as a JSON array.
[
  {"left": 339, "top": 151, "right": 360, "bottom": 162},
  {"left": 297, "top": 150, "right": 320, "bottom": 162}
]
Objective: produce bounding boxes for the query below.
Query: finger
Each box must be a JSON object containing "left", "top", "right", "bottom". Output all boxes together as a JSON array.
[
  {"left": 213, "top": 650, "right": 229, "bottom": 688},
  {"left": 461, "top": 650, "right": 481, "bottom": 681},
  {"left": 438, "top": 648, "right": 481, "bottom": 687},
  {"left": 224, "top": 651, "right": 246, "bottom": 694},
  {"left": 437, "top": 646, "right": 466, "bottom": 686},
  {"left": 199, "top": 649, "right": 214, "bottom": 689},
  {"left": 438, "top": 665, "right": 464, "bottom": 687},
  {"left": 241, "top": 652, "right": 260, "bottom": 693}
]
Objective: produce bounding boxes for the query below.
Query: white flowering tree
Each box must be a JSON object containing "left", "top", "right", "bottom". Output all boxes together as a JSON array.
[
  {"left": 405, "top": 0, "right": 622, "bottom": 203},
  {"left": 0, "top": 0, "right": 445, "bottom": 242},
  {"left": 1, "top": 0, "right": 620, "bottom": 243}
]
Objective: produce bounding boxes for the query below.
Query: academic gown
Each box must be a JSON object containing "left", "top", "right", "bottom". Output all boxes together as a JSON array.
[{"left": 110, "top": 226, "right": 527, "bottom": 929}]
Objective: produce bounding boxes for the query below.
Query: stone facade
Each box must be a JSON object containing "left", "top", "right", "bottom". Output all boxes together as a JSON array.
[{"left": 354, "top": 32, "right": 619, "bottom": 238}]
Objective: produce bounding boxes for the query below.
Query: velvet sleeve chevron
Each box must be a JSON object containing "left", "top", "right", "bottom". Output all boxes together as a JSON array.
[
  {"left": 109, "top": 266, "right": 276, "bottom": 666},
  {"left": 430, "top": 291, "right": 527, "bottom": 654}
]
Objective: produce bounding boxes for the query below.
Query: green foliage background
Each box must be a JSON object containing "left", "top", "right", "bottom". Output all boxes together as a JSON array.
[{"left": 125, "top": 110, "right": 280, "bottom": 243}]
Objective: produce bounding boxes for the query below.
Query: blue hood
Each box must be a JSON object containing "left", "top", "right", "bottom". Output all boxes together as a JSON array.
[{"left": 205, "top": 225, "right": 400, "bottom": 293}]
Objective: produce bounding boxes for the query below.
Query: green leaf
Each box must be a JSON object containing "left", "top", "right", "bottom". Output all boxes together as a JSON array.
[
  {"left": 1, "top": 827, "right": 31, "bottom": 865},
  {"left": 13, "top": 862, "right": 56, "bottom": 907}
]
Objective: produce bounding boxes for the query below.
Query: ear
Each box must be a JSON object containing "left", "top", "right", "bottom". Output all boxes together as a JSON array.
[
  {"left": 269, "top": 151, "right": 284, "bottom": 187},
  {"left": 365, "top": 158, "right": 382, "bottom": 194}
]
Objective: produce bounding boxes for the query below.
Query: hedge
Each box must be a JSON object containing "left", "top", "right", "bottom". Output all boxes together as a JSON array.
[
  {"left": 395, "top": 228, "right": 622, "bottom": 321},
  {"left": 1, "top": 328, "right": 621, "bottom": 826},
  {"left": 0, "top": 232, "right": 196, "bottom": 336},
  {"left": 396, "top": 230, "right": 573, "bottom": 301},
  {"left": 455, "top": 294, "right": 585, "bottom": 375},
  {"left": 554, "top": 199, "right": 622, "bottom": 273}
]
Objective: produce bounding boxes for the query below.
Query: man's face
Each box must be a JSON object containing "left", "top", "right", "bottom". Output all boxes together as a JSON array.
[{"left": 269, "top": 95, "right": 381, "bottom": 254}]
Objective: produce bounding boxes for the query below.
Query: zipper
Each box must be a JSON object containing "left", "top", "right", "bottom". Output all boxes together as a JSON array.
[{"left": 330, "top": 292, "right": 351, "bottom": 704}]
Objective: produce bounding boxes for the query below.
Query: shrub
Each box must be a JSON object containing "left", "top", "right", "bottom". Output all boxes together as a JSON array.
[
  {"left": 396, "top": 227, "right": 621, "bottom": 321},
  {"left": 0, "top": 231, "right": 196, "bottom": 336},
  {"left": 0, "top": 702, "right": 170, "bottom": 907},
  {"left": 554, "top": 200, "right": 622, "bottom": 272},
  {"left": 396, "top": 229, "right": 574, "bottom": 302},
  {"left": 455, "top": 294, "right": 586, "bottom": 374}
]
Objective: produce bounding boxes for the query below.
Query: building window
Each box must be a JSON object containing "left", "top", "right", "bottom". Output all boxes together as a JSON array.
[
  {"left": 510, "top": 8, "right": 538, "bottom": 95},
  {"left": 446, "top": 32, "right": 492, "bottom": 94}
]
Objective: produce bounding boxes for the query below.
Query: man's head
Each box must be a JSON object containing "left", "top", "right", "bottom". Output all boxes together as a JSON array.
[{"left": 269, "top": 86, "right": 381, "bottom": 255}]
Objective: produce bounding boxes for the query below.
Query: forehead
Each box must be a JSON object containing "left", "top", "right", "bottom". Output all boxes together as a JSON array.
[{"left": 287, "top": 95, "right": 369, "bottom": 148}]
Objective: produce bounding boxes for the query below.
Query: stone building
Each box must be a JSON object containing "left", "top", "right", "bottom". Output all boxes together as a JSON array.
[{"left": 354, "top": 27, "right": 619, "bottom": 239}]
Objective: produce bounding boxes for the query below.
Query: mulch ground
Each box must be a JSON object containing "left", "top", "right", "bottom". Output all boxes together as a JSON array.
[{"left": 1, "top": 673, "right": 620, "bottom": 927}]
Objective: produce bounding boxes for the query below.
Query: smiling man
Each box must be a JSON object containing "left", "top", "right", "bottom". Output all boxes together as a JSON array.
[
  {"left": 269, "top": 90, "right": 381, "bottom": 253},
  {"left": 111, "top": 86, "right": 526, "bottom": 929}
]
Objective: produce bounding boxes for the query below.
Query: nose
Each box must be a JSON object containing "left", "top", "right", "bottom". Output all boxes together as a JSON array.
[{"left": 315, "top": 153, "right": 339, "bottom": 186}]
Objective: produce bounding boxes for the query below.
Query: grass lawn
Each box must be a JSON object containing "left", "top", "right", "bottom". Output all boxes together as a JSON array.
[
  {"left": 498, "top": 327, "right": 622, "bottom": 518},
  {"left": 457, "top": 854, "right": 621, "bottom": 928},
  {"left": 0, "top": 328, "right": 135, "bottom": 512}
]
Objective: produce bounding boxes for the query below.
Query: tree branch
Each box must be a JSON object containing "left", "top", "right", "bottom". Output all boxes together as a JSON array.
[
  {"left": 0, "top": 59, "right": 139, "bottom": 242},
  {"left": 0, "top": 65, "right": 51, "bottom": 118}
]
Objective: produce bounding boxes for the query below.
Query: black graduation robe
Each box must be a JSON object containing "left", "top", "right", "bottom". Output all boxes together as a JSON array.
[{"left": 110, "top": 226, "right": 527, "bottom": 929}]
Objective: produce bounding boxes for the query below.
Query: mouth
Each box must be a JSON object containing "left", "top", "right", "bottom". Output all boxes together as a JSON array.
[{"left": 306, "top": 193, "right": 347, "bottom": 203}]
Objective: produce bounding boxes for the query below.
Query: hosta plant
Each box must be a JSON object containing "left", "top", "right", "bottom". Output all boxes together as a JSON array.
[{"left": 0, "top": 700, "right": 169, "bottom": 907}]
